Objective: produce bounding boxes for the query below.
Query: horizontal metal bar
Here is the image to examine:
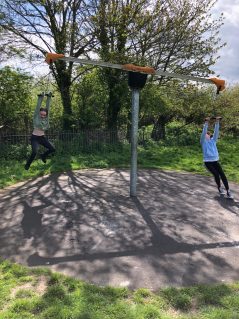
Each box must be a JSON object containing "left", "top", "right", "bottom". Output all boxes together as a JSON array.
[
  {"left": 154, "top": 69, "right": 212, "bottom": 84},
  {"left": 59, "top": 56, "right": 212, "bottom": 84},
  {"left": 59, "top": 57, "right": 123, "bottom": 70}
]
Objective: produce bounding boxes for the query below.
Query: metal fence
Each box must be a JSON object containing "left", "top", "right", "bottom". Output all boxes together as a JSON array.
[
  {"left": 0, "top": 126, "right": 202, "bottom": 160},
  {"left": 0, "top": 130, "right": 132, "bottom": 159}
]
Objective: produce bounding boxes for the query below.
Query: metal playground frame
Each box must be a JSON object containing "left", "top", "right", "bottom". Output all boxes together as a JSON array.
[{"left": 45, "top": 53, "right": 225, "bottom": 197}]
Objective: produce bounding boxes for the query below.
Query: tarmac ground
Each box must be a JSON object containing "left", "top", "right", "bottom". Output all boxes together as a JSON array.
[{"left": 1, "top": 169, "right": 239, "bottom": 290}]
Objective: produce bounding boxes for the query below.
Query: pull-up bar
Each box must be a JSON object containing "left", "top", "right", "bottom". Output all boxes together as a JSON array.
[
  {"left": 45, "top": 52, "right": 226, "bottom": 196},
  {"left": 45, "top": 52, "right": 225, "bottom": 92}
]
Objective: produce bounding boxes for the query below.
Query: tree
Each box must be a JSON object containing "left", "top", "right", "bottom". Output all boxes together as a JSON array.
[
  {"left": 91, "top": 0, "right": 225, "bottom": 133},
  {"left": 133, "top": 0, "right": 225, "bottom": 77},
  {"left": 137, "top": 0, "right": 225, "bottom": 140},
  {"left": 1, "top": 0, "right": 225, "bottom": 133},
  {"left": 0, "top": 0, "right": 95, "bottom": 130},
  {"left": 74, "top": 69, "right": 109, "bottom": 129},
  {"left": 137, "top": 80, "right": 225, "bottom": 141},
  {"left": 139, "top": 82, "right": 181, "bottom": 140},
  {"left": 0, "top": 12, "right": 25, "bottom": 62},
  {"left": 0, "top": 67, "right": 32, "bottom": 133},
  {"left": 92, "top": 0, "right": 142, "bottom": 130},
  {"left": 214, "top": 85, "right": 239, "bottom": 136}
]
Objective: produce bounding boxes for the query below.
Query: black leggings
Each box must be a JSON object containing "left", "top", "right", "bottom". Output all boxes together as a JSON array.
[
  {"left": 26, "top": 134, "right": 55, "bottom": 167},
  {"left": 204, "top": 161, "right": 229, "bottom": 190}
]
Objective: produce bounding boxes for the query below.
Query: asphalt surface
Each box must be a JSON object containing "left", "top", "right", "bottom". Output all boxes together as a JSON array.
[{"left": 1, "top": 169, "right": 239, "bottom": 291}]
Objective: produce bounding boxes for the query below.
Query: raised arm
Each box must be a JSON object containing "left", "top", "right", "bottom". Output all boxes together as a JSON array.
[
  {"left": 45, "top": 92, "right": 53, "bottom": 115},
  {"left": 212, "top": 118, "right": 220, "bottom": 142},
  {"left": 200, "top": 118, "right": 209, "bottom": 144},
  {"left": 33, "top": 92, "right": 44, "bottom": 119}
]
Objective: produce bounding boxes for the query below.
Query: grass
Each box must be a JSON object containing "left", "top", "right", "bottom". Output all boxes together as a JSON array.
[
  {"left": 1, "top": 138, "right": 239, "bottom": 189},
  {"left": 1, "top": 258, "right": 239, "bottom": 319}
]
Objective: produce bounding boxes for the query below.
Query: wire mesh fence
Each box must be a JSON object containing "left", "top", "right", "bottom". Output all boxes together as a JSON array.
[
  {"left": 0, "top": 126, "right": 202, "bottom": 160},
  {"left": 0, "top": 130, "right": 132, "bottom": 160}
]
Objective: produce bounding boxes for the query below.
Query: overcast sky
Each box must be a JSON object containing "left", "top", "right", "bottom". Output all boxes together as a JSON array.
[{"left": 211, "top": 0, "right": 239, "bottom": 84}]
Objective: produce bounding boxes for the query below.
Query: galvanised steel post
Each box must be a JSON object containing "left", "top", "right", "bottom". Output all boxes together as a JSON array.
[{"left": 130, "top": 88, "right": 140, "bottom": 197}]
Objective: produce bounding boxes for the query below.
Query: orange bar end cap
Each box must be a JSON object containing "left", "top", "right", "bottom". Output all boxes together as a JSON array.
[
  {"left": 209, "top": 77, "right": 226, "bottom": 92},
  {"left": 45, "top": 52, "right": 65, "bottom": 64}
]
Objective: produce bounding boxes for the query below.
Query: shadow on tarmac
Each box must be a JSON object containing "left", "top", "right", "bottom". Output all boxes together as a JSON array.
[{"left": 1, "top": 169, "right": 239, "bottom": 289}]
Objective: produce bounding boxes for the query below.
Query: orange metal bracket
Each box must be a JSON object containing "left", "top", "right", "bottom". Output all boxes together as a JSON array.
[
  {"left": 122, "top": 64, "right": 156, "bottom": 75},
  {"left": 209, "top": 77, "right": 226, "bottom": 93},
  {"left": 45, "top": 53, "right": 65, "bottom": 64}
]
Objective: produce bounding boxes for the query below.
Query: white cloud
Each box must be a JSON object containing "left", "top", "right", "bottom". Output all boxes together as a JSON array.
[
  {"left": 214, "top": 0, "right": 239, "bottom": 27},
  {"left": 211, "top": 0, "right": 239, "bottom": 84}
]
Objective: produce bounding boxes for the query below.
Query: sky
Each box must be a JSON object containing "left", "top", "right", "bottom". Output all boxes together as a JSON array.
[
  {"left": 1, "top": 0, "right": 239, "bottom": 85},
  {"left": 211, "top": 0, "right": 239, "bottom": 85}
]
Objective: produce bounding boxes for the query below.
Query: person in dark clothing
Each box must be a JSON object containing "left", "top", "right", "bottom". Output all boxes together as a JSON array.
[
  {"left": 25, "top": 92, "right": 55, "bottom": 170},
  {"left": 200, "top": 116, "right": 233, "bottom": 199}
]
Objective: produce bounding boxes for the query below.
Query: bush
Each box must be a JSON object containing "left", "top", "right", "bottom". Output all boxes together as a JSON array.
[
  {"left": 0, "top": 144, "right": 30, "bottom": 160},
  {"left": 165, "top": 121, "right": 200, "bottom": 146}
]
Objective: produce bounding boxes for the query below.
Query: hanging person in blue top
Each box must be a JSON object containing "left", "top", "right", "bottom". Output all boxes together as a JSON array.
[
  {"left": 200, "top": 116, "right": 233, "bottom": 199},
  {"left": 25, "top": 92, "right": 55, "bottom": 170}
]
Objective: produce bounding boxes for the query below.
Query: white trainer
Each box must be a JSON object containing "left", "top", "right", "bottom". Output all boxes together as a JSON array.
[
  {"left": 226, "top": 190, "right": 234, "bottom": 199},
  {"left": 218, "top": 187, "right": 226, "bottom": 195}
]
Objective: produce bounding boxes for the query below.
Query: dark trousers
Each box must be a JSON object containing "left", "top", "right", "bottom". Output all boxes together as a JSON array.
[
  {"left": 204, "top": 161, "right": 229, "bottom": 190},
  {"left": 26, "top": 134, "right": 55, "bottom": 168}
]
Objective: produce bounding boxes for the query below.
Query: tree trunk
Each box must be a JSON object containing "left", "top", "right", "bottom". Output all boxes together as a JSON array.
[
  {"left": 105, "top": 72, "right": 123, "bottom": 142},
  {"left": 106, "top": 86, "right": 120, "bottom": 143},
  {"left": 60, "top": 86, "right": 73, "bottom": 131},
  {"left": 106, "top": 89, "right": 120, "bottom": 130},
  {"left": 151, "top": 115, "right": 168, "bottom": 141},
  {"left": 54, "top": 63, "right": 73, "bottom": 131}
]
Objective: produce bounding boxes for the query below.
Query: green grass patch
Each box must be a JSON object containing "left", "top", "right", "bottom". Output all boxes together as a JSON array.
[
  {"left": 1, "top": 138, "right": 239, "bottom": 189},
  {"left": 1, "top": 258, "right": 239, "bottom": 319}
]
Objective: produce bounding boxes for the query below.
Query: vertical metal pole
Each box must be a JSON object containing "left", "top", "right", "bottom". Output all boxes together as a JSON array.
[{"left": 130, "top": 88, "right": 140, "bottom": 197}]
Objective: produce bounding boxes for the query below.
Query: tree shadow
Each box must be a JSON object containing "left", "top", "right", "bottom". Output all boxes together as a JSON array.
[
  {"left": 21, "top": 201, "right": 45, "bottom": 239},
  {"left": 1, "top": 168, "right": 239, "bottom": 289}
]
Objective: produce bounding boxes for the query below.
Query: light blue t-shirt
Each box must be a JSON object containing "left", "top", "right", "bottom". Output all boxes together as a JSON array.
[{"left": 200, "top": 122, "right": 219, "bottom": 162}]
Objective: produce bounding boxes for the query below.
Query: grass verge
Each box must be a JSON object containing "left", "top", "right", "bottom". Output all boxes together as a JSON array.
[
  {"left": 1, "top": 258, "right": 239, "bottom": 319},
  {"left": 1, "top": 138, "right": 239, "bottom": 189}
]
